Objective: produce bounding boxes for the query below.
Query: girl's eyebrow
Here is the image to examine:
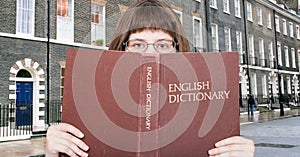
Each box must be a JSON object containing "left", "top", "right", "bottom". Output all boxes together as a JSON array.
[
  {"left": 129, "top": 38, "right": 146, "bottom": 41},
  {"left": 130, "top": 38, "right": 173, "bottom": 42}
]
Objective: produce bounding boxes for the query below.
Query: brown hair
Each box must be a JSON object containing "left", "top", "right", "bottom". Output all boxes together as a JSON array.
[{"left": 108, "top": 0, "right": 190, "bottom": 52}]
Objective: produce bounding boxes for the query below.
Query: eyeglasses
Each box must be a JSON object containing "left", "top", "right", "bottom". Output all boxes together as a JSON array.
[{"left": 124, "top": 39, "right": 177, "bottom": 53}]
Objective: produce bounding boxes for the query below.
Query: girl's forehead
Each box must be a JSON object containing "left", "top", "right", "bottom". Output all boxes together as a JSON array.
[{"left": 128, "top": 29, "right": 173, "bottom": 41}]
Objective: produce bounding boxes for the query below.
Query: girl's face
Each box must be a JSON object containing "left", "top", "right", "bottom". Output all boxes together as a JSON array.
[{"left": 126, "top": 29, "right": 176, "bottom": 54}]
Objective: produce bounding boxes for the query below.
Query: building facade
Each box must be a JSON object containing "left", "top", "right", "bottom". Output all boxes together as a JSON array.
[
  {"left": 242, "top": 0, "right": 300, "bottom": 109},
  {"left": 0, "top": 0, "right": 299, "bottom": 136}
]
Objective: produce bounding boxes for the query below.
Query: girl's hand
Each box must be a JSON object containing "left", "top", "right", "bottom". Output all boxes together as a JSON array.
[
  {"left": 46, "top": 123, "right": 89, "bottom": 157},
  {"left": 208, "top": 136, "right": 255, "bottom": 157}
]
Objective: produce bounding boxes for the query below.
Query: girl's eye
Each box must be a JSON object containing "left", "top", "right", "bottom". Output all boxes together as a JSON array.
[
  {"left": 155, "top": 41, "right": 173, "bottom": 49},
  {"left": 156, "top": 43, "right": 168, "bottom": 49},
  {"left": 128, "top": 41, "right": 146, "bottom": 49},
  {"left": 133, "top": 43, "right": 144, "bottom": 49}
]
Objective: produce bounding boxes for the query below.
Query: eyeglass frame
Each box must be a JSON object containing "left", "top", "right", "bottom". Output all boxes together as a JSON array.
[{"left": 123, "top": 39, "right": 178, "bottom": 53}]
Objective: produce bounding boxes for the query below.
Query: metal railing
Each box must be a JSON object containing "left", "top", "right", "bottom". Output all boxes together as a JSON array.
[
  {"left": 0, "top": 102, "right": 32, "bottom": 141},
  {"left": 0, "top": 100, "right": 62, "bottom": 141}
]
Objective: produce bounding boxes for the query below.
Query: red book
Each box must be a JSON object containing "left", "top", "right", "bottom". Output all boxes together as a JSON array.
[{"left": 61, "top": 49, "right": 240, "bottom": 157}]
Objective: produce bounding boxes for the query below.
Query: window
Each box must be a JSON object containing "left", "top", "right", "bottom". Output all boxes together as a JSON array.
[
  {"left": 280, "top": 76, "right": 284, "bottom": 94},
  {"left": 251, "top": 73, "right": 257, "bottom": 95},
  {"left": 296, "top": 25, "right": 300, "bottom": 39},
  {"left": 234, "top": 0, "right": 241, "bottom": 17},
  {"left": 16, "top": 0, "right": 35, "bottom": 35},
  {"left": 262, "top": 75, "right": 267, "bottom": 97},
  {"left": 223, "top": 0, "right": 230, "bottom": 14},
  {"left": 268, "top": 42, "right": 274, "bottom": 68},
  {"left": 91, "top": 2, "right": 105, "bottom": 45},
  {"left": 284, "top": 46, "right": 289, "bottom": 67},
  {"left": 298, "top": 49, "right": 300, "bottom": 69},
  {"left": 57, "top": 0, "right": 68, "bottom": 16},
  {"left": 267, "top": 12, "right": 272, "bottom": 29},
  {"left": 57, "top": 0, "right": 74, "bottom": 42},
  {"left": 287, "top": 77, "right": 291, "bottom": 94},
  {"left": 210, "top": 0, "right": 217, "bottom": 9},
  {"left": 173, "top": 10, "right": 183, "bottom": 23},
  {"left": 275, "top": 15, "right": 280, "bottom": 32},
  {"left": 259, "top": 38, "right": 265, "bottom": 66},
  {"left": 224, "top": 27, "right": 231, "bottom": 51},
  {"left": 236, "top": 31, "right": 243, "bottom": 63},
  {"left": 246, "top": 2, "right": 253, "bottom": 21},
  {"left": 291, "top": 48, "right": 296, "bottom": 68},
  {"left": 277, "top": 42, "right": 282, "bottom": 66},
  {"left": 289, "top": 22, "right": 294, "bottom": 38},
  {"left": 257, "top": 8, "right": 263, "bottom": 25},
  {"left": 59, "top": 61, "right": 66, "bottom": 101},
  {"left": 211, "top": 24, "right": 219, "bottom": 52},
  {"left": 249, "top": 35, "right": 255, "bottom": 65},
  {"left": 282, "top": 19, "right": 287, "bottom": 35},
  {"left": 193, "top": 17, "right": 203, "bottom": 51}
]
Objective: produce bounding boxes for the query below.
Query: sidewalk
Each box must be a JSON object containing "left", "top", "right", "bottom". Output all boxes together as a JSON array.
[
  {"left": 0, "top": 109, "right": 299, "bottom": 157},
  {"left": 240, "top": 108, "right": 300, "bottom": 124}
]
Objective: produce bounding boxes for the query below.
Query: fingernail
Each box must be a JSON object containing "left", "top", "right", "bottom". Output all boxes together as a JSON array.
[
  {"left": 79, "top": 132, "right": 84, "bottom": 138},
  {"left": 83, "top": 152, "right": 88, "bottom": 157},
  {"left": 84, "top": 145, "right": 90, "bottom": 151}
]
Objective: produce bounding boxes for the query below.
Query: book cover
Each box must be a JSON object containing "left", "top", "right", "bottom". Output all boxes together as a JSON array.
[{"left": 61, "top": 48, "right": 240, "bottom": 157}]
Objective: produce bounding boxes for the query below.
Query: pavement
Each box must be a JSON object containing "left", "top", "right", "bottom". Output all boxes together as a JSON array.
[{"left": 0, "top": 108, "right": 299, "bottom": 157}]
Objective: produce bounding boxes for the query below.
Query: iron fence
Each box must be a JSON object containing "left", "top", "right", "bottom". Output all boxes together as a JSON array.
[
  {"left": 0, "top": 102, "right": 32, "bottom": 141},
  {"left": 0, "top": 100, "right": 63, "bottom": 141}
]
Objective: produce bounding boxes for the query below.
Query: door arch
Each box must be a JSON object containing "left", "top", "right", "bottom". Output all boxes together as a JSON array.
[{"left": 9, "top": 58, "right": 46, "bottom": 131}]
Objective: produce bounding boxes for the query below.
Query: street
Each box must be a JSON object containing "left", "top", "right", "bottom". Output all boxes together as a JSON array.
[{"left": 241, "top": 116, "right": 300, "bottom": 157}]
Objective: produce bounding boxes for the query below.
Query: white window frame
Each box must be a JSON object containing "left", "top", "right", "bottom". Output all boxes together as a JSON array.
[
  {"left": 251, "top": 73, "right": 257, "bottom": 95},
  {"left": 275, "top": 15, "right": 280, "bottom": 32},
  {"left": 236, "top": 31, "right": 243, "bottom": 63},
  {"left": 224, "top": 27, "right": 231, "bottom": 52},
  {"left": 289, "top": 22, "right": 294, "bottom": 38},
  {"left": 246, "top": 2, "right": 253, "bottom": 22},
  {"left": 91, "top": 2, "right": 105, "bottom": 45},
  {"left": 57, "top": 0, "right": 74, "bottom": 42},
  {"left": 173, "top": 9, "right": 183, "bottom": 23},
  {"left": 267, "top": 12, "right": 272, "bottom": 29},
  {"left": 284, "top": 46, "right": 289, "bottom": 67},
  {"left": 234, "top": 0, "right": 241, "bottom": 18},
  {"left": 193, "top": 16, "right": 203, "bottom": 51},
  {"left": 211, "top": 23, "right": 219, "bottom": 52},
  {"left": 298, "top": 49, "right": 300, "bottom": 71},
  {"left": 291, "top": 48, "right": 296, "bottom": 68},
  {"left": 257, "top": 8, "right": 263, "bottom": 26},
  {"left": 296, "top": 25, "right": 300, "bottom": 40},
  {"left": 268, "top": 41, "right": 274, "bottom": 68},
  {"left": 280, "top": 76, "right": 284, "bottom": 94},
  {"left": 249, "top": 35, "right": 255, "bottom": 65},
  {"left": 277, "top": 42, "right": 282, "bottom": 66},
  {"left": 259, "top": 38, "right": 265, "bottom": 66},
  {"left": 210, "top": 0, "right": 218, "bottom": 9},
  {"left": 287, "top": 77, "right": 291, "bottom": 94},
  {"left": 282, "top": 19, "right": 287, "bottom": 35},
  {"left": 223, "top": 0, "right": 230, "bottom": 14},
  {"left": 16, "top": 0, "right": 35, "bottom": 36},
  {"left": 262, "top": 75, "right": 267, "bottom": 98}
]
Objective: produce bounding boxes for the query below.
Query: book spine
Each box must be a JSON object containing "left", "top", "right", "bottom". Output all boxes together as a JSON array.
[{"left": 138, "top": 54, "right": 160, "bottom": 157}]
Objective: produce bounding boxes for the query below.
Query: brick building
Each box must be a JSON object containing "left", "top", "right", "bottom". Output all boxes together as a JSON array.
[{"left": 242, "top": 0, "right": 300, "bottom": 108}]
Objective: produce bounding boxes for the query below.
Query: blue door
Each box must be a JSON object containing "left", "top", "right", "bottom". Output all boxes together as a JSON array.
[{"left": 16, "top": 82, "right": 33, "bottom": 126}]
